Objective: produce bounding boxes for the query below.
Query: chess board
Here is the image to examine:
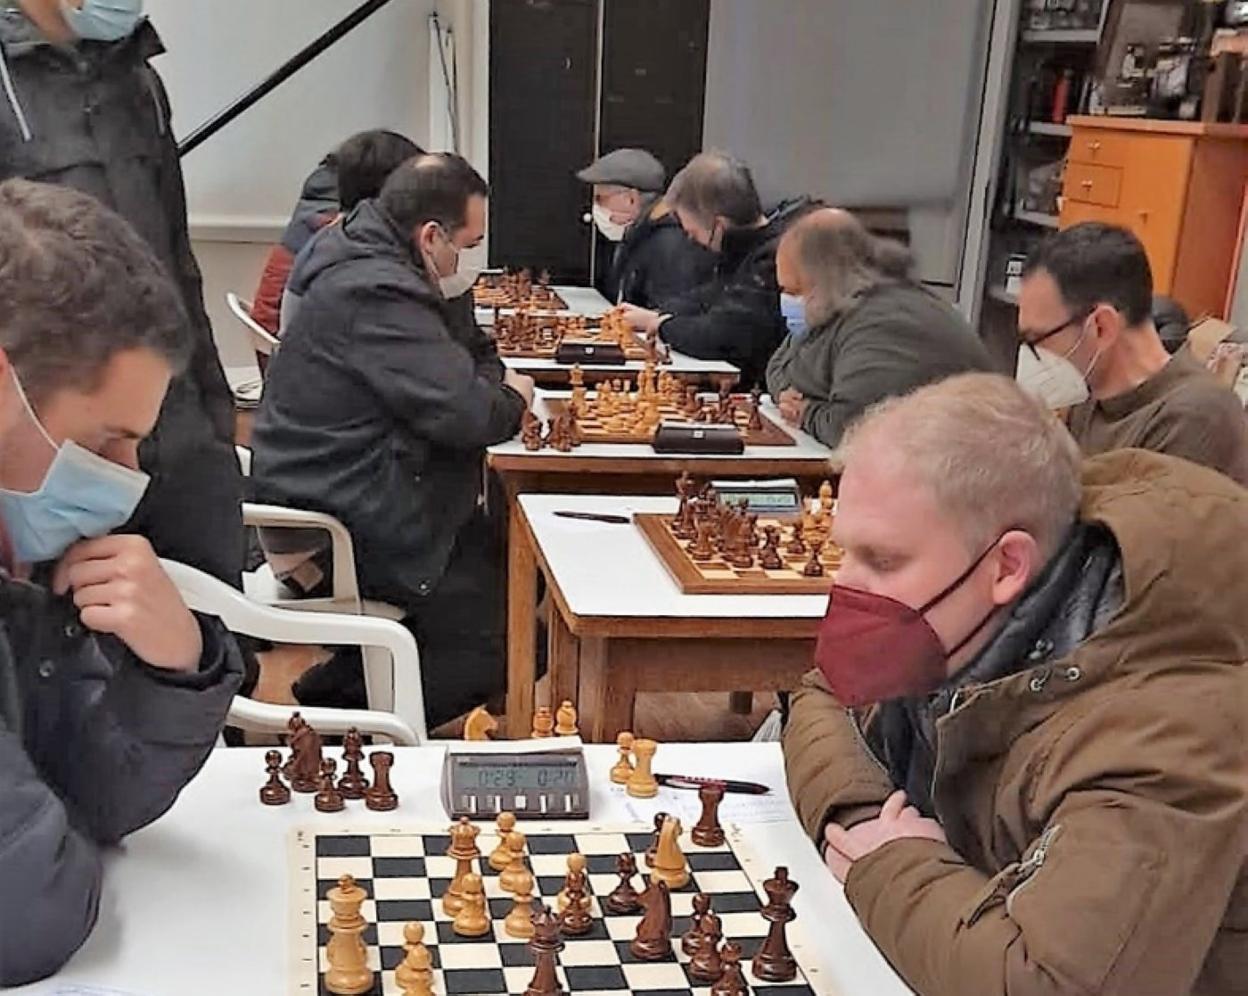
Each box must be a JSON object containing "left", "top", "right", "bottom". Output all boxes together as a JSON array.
[
  {"left": 289, "top": 822, "right": 830, "bottom": 996},
  {"left": 546, "top": 398, "right": 796, "bottom": 447},
  {"left": 634, "top": 514, "right": 839, "bottom": 595},
  {"left": 494, "top": 320, "right": 651, "bottom": 362},
  {"left": 473, "top": 273, "right": 568, "bottom": 312}
]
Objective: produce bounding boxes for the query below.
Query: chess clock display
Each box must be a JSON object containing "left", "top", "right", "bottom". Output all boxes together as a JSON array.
[
  {"left": 442, "top": 746, "right": 590, "bottom": 820},
  {"left": 708, "top": 478, "right": 805, "bottom": 517}
]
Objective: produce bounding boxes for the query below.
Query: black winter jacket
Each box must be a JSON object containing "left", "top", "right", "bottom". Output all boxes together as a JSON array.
[
  {"left": 251, "top": 200, "right": 526, "bottom": 601},
  {"left": 606, "top": 202, "right": 714, "bottom": 310}
]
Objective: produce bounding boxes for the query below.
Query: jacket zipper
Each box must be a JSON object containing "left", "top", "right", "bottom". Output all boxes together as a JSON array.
[
  {"left": 0, "top": 44, "right": 32, "bottom": 142},
  {"left": 965, "top": 823, "right": 1063, "bottom": 926}
]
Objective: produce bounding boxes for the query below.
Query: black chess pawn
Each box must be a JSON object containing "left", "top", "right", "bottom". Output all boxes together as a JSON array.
[
  {"left": 259, "top": 749, "right": 291, "bottom": 806},
  {"left": 681, "top": 893, "right": 711, "bottom": 956},
  {"left": 688, "top": 911, "right": 725, "bottom": 982},
  {"left": 786, "top": 521, "right": 806, "bottom": 556},
  {"left": 314, "top": 758, "right": 345, "bottom": 813},
  {"left": 802, "top": 540, "right": 825, "bottom": 579},
  {"left": 605, "top": 853, "right": 642, "bottom": 914},
  {"left": 711, "top": 941, "right": 750, "bottom": 996},
  {"left": 338, "top": 728, "right": 369, "bottom": 801}
]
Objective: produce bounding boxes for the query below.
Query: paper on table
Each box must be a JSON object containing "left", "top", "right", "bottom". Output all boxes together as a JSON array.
[
  {"left": 609, "top": 783, "right": 797, "bottom": 825},
  {"left": 444, "top": 736, "right": 582, "bottom": 755}
]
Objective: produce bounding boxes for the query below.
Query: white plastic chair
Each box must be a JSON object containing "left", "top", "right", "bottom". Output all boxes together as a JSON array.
[
  {"left": 226, "top": 291, "right": 281, "bottom": 359},
  {"left": 161, "top": 558, "right": 426, "bottom": 744}
]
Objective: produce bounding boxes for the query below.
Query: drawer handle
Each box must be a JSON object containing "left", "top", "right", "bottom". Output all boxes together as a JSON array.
[
  {"left": 1080, "top": 180, "right": 1093, "bottom": 189},
  {"left": 1089, "top": 141, "right": 1102, "bottom": 153}
]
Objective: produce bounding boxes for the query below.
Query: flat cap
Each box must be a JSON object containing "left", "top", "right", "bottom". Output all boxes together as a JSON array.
[{"left": 575, "top": 148, "right": 666, "bottom": 192}]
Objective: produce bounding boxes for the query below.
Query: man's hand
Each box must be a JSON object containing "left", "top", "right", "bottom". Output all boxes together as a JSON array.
[
  {"left": 824, "top": 791, "right": 948, "bottom": 883},
  {"left": 778, "top": 388, "right": 808, "bottom": 426},
  {"left": 52, "top": 536, "right": 203, "bottom": 672},
  {"left": 504, "top": 369, "right": 536, "bottom": 407},
  {"left": 618, "top": 304, "right": 663, "bottom": 335}
]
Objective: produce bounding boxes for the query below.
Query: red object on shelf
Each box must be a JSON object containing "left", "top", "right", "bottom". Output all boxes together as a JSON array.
[{"left": 1052, "top": 69, "right": 1074, "bottom": 124}]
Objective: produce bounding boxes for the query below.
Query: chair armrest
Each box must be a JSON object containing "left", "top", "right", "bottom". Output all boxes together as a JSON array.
[
  {"left": 243, "top": 502, "right": 361, "bottom": 608},
  {"left": 226, "top": 696, "right": 418, "bottom": 745}
]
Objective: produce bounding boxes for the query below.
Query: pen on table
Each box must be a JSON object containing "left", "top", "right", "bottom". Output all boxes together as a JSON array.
[
  {"left": 553, "top": 511, "right": 631, "bottom": 525},
  {"left": 655, "top": 773, "right": 772, "bottom": 796}
]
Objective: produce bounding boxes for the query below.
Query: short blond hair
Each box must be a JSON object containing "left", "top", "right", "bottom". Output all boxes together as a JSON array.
[{"left": 840, "top": 373, "right": 1082, "bottom": 557}]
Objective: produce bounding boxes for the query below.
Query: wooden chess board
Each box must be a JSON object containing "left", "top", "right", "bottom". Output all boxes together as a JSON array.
[
  {"left": 546, "top": 397, "right": 796, "bottom": 447},
  {"left": 473, "top": 273, "right": 569, "bottom": 311},
  {"left": 634, "top": 514, "right": 838, "bottom": 595},
  {"left": 493, "top": 317, "right": 651, "bottom": 361},
  {"left": 289, "top": 822, "right": 829, "bottom": 995}
]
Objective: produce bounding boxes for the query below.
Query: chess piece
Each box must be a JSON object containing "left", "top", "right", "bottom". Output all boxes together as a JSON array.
[
  {"left": 692, "top": 782, "right": 726, "bottom": 847},
  {"left": 650, "top": 816, "right": 691, "bottom": 890},
  {"left": 395, "top": 921, "right": 435, "bottom": 996},
  {"left": 569, "top": 365, "right": 588, "bottom": 414},
  {"left": 521, "top": 410, "right": 544, "bottom": 450},
  {"left": 689, "top": 910, "right": 725, "bottom": 983},
  {"left": 711, "top": 941, "right": 750, "bottom": 996},
  {"left": 802, "top": 540, "right": 825, "bottom": 578},
  {"left": 287, "top": 712, "right": 323, "bottom": 793},
  {"left": 464, "top": 704, "right": 498, "bottom": 741},
  {"left": 324, "top": 874, "right": 374, "bottom": 995},
  {"left": 554, "top": 700, "right": 578, "bottom": 737},
  {"left": 531, "top": 706, "right": 555, "bottom": 738},
  {"left": 364, "top": 751, "right": 399, "bottom": 811},
  {"left": 626, "top": 738, "right": 659, "bottom": 798},
  {"left": 282, "top": 712, "right": 306, "bottom": 779},
  {"left": 819, "top": 479, "right": 834, "bottom": 513},
  {"left": 681, "top": 893, "right": 712, "bottom": 956},
  {"left": 556, "top": 853, "right": 591, "bottom": 914},
  {"left": 524, "top": 906, "right": 567, "bottom": 996},
  {"left": 786, "top": 520, "right": 806, "bottom": 556},
  {"left": 504, "top": 867, "right": 537, "bottom": 940},
  {"left": 499, "top": 830, "right": 529, "bottom": 894},
  {"left": 759, "top": 527, "right": 784, "bottom": 570},
  {"left": 259, "top": 749, "right": 291, "bottom": 806},
  {"left": 752, "top": 867, "right": 799, "bottom": 983},
  {"left": 727, "top": 526, "right": 754, "bottom": 569},
  {"left": 605, "top": 852, "right": 642, "bottom": 914},
  {"left": 630, "top": 880, "right": 673, "bottom": 961},
  {"left": 452, "top": 872, "right": 491, "bottom": 937},
  {"left": 610, "top": 732, "right": 636, "bottom": 784},
  {"left": 443, "top": 817, "right": 482, "bottom": 916},
  {"left": 315, "top": 758, "right": 346, "bottom": 813},
  {"left": 688, "top": 519, "right": 715, "bottom": 561},
  {"left": 490, "top": 812, "right": 518, "bottom": 871},
  {"left": 338, "top": 729, "right": 369, "bottom": 800},
  {"left": 747, "top": 386, "right": 764, "bottom": 431}
]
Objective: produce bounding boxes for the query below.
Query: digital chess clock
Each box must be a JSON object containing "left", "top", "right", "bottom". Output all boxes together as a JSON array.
[
  {"left": 441, "top": 746, "right": 590, "bottom": 821},
  {"left": 708, "top": 478, "right": 806, "bottom": 517}
]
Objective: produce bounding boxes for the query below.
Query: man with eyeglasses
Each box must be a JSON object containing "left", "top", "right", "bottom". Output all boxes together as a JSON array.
[{"left": 1017, "top": 223, "right": 1248, "bottom": 486}]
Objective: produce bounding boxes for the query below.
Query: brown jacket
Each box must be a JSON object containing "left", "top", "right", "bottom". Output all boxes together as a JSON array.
[{"left": 784, "top": 450, "right": 1247, "bottom": 996}]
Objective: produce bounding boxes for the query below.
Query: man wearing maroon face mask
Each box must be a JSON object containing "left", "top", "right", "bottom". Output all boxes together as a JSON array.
[{"left": 783, "top": 373, "right": 1247, "bottom": 996}]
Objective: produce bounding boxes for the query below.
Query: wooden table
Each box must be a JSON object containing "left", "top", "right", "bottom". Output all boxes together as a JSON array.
[
  {"left": 507, "top": 494, "right": 829, "bottom": 743},
  {"left": 12, "top": 744, "right": 910, "bottom": 996}
]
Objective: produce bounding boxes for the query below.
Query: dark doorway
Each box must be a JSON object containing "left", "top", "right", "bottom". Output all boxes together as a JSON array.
[{"left": 488, "top": 0, "right": 598, "bottom": 281}]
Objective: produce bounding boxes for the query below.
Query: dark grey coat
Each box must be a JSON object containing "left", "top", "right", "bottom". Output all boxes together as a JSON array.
[
  {"left": 0, "top": 573, "right": 243, "bottom": 986},
  {"left": 765, "top": 281, "right": 994, "bottom": 449},
  {"left": 0, "top": 16, "right": 244, "bottom": 584}
]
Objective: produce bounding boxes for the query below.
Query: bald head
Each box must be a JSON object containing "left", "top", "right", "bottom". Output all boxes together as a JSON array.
[
  {"left": 778, "top": 207, "right": 912, "bottom": 325},
  {"left": 665, "top": 152, "right": 764, "bottom": 247}
]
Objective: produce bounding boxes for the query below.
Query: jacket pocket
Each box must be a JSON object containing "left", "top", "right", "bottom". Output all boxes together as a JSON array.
[{"left": 961, "top": 823, "right": 1062, "bottom": 928}]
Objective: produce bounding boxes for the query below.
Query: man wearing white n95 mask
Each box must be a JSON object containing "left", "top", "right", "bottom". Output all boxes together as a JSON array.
[
  {"left": 0, "top": 180, "right": 243, "bottom": 986},
  {"left": 1017, "top": 222, "right": 1248, "bottom": 486}
]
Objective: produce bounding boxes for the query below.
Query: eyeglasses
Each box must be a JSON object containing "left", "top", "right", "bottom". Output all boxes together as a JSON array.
[{"left": 1020, "top": 310, "right": 1092, "bottom": 359}]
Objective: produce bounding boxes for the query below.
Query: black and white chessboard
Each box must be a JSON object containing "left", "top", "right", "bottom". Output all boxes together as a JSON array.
[{"left": 289, "top": 822, "right": 828, "bottom": 996}]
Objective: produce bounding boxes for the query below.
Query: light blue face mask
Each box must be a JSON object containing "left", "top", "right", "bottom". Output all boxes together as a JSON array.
[
  {"left": 0, "top": 371, "right": 150, "bottom": 564},
  {"left": 59, "top": 0, "right": 144, "bottom": 41},
  {"left": 779, "top": 292, "right": 808, "bottom": 340}
]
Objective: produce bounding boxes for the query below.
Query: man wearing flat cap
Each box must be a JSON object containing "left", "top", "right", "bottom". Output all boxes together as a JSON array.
[{"left": 577, "top": 147, "right": 713, "bottom": 309}]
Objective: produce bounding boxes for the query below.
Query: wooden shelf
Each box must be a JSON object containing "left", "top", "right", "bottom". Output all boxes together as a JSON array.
[
  {"left": 1016, "top": 209, "right": 1060, "bottom": 229},
  {"left": 1022, "top": 28, "right": 1100, "bottom": 44},
  {"left": 1028, "top": 121, "right": 1072, "bottom": 138},
  {"left": 987, "top": 284, "right": 1019, "bottom": 306}
]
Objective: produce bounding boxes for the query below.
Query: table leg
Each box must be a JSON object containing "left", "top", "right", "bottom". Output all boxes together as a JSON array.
[
  {"left": 504, "top": 498, "right": 538, "bottom": 738},
  {"left": 579, "top": 637, "right": 637, "bottom": 743},
  {"left": 547, "top": 605, "right": 580, "bottom": 713}
]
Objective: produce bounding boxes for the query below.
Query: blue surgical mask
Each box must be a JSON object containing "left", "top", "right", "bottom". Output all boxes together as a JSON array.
[
  {"left": 780, "top": 292, "right": 808, "bottom": 340},
  {"left": 59, "top": 0, "right": 144, "bottom": 42},
  {"left": 0, "top": 371, "right": 149, "bottom": 563}
]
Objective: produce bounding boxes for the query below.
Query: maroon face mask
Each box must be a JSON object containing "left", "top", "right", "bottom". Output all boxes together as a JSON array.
[{"left": 815, "top": 539, "right": 1002, "bottom": 708}]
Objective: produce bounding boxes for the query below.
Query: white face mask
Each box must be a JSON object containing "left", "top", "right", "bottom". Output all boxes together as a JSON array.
[
  {"left": 427, "top": 226, "right": 483, "bottom": 300},
  {"left": 1016, "top": 344, "right": 1090, "bottom": 409},
  {"left": 591, "top": 203, "right": 627, "bottom": 242}
]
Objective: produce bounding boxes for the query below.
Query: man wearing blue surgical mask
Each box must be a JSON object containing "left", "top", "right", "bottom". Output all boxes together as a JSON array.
[
  {"left": 0, "top": 180, "right": 243, "bottom": 986},
  {"left": 0, "top": 0, "right": 244, "bottom": 594}
]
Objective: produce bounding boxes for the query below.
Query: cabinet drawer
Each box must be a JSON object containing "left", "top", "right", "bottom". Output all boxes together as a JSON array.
[
  {"left": 1068, "top": 130, "right": 1132, "bottom": 168},
  {"left": 1064, "top": 163, "right": 1122, "bottom": 208}
]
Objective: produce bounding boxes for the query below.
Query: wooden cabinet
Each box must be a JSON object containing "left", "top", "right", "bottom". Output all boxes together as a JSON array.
[{"left": 1059, "top": 117, "right": 1248, "bottom": 319}]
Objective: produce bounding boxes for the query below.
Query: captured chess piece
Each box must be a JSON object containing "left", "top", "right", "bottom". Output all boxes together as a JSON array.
[
  {"left": 324, "top": 874, "right": 374, "bottom": 995},
  {"left": 443, "top": 817, "right": 482, "bottom": 916},
  {"left": 650, "top": 816, "right": 691, "bottom": 890},
  {"left": 521, "top": 410, "right": 544, "bottom": 451},
  {"left": 554, "top": 700, "right": 579, "bottom": 737},
  {"left": 315, "top": 758, "right": 346, "bottom": 813},
  {"left": 711, "top": 940, "right": 750, "bottom": 996},
  {"left": 364, "top": 751, "right": 399, "bottom": 811},
  {"left": 630, "top": 880, "right": 673, "bottom": 961},
  {"left": 626, "top": 738, "right": 659, "bottom": 798},
  {"left": 499, "top": 830, "right": 530, "bottom": 894},
  {"left": 689, "top": 909, "right": 725, "bottom": 983},
  {"left": 556, "top": 853, "right": 592, "bottom": 914},
  {"left": 395, "top": 921, "right": 435, "bottom": 996},
  {"left": 524, "top": 906, "right": 567, "bottom": 996},
  {"left": 464, "top": 704, "right": 498, "bottom": 741},
  {"left": 802, "top": 540, "right": 825, "bottom": 578},
  {"left": 752, "top": 866, "right": 799, "bottom": 983},
  {"left": 490, "top": 812, "right": 518, "bottom": 871},
  {"left": 605, "top": 852, "right": 642, "bottom": 914},
  {"left": 453, "top": 872, "right": 491, "bottom": 937},
  {"left": 610, "top": 731, "right": 636, "bottom": 784},
  {"left": 505, "top": 867, "right": 537, "bottom": 939},
  {"left": 338, "top": 728, "right": 369, "bottom": 800},
  {"left": 693, "top": 782, "right": 726, "bottom": 847},
  {"left": 259, "top": 749, "right": 291, "bottom": 806},
  {"left": 681, "top": 893, "right": 712, "bottom": 956},
  {"left": 531, "top": 706, "right": 555, "bottom": 739}
]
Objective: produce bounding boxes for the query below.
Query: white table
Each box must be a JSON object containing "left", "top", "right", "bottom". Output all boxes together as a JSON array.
[
  {"left": 510, "top": 495, "right": 831, "bottom": 742},
  {"left": 16, "top": 744, "right": 909, "bottom": 996},
  {"left": 500, "top": 349, "right": 739, "bottom": 384}
]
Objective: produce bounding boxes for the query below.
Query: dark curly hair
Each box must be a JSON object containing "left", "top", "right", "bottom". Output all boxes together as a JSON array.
[{"left": 0, "top": 179, "right": 189, "bottom": 404}]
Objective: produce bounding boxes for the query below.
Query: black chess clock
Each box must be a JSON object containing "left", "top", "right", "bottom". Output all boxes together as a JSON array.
[
  {"left": 708, "top": 478, "right": 805, "bottom": 517},
  {"left": 441, "top": 747, "right": 590, "bottom": 820}
]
